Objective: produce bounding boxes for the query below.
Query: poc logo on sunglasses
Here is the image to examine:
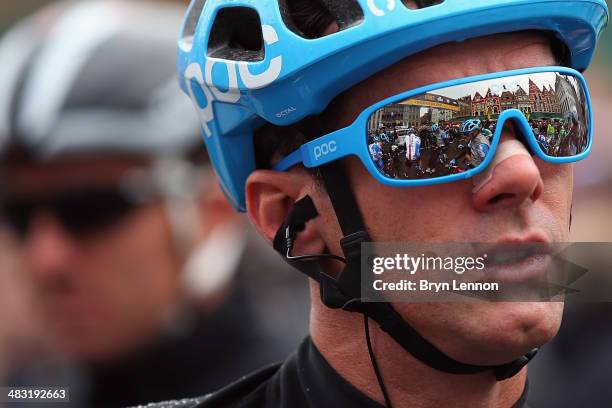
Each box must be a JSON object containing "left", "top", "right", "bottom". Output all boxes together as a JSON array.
[{"left": 313, "top": 141, "right": 337, "bottom": 161}]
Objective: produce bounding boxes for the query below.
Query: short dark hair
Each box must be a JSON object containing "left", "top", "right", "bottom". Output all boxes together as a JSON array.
[{"left": 253, "top": 1, "right": 571, "bottom": 171}]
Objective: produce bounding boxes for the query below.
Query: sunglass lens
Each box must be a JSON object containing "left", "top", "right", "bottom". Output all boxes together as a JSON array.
[
  {"left": 366, "top": 71, "right": 590, "bottom": 180},
  {"left": 367, "top": 104, "right": 492, "bottom": 180},
  {"left": 1, "top": 190, "right": 137, "bottom": 239},
  {"left": 1, "top": 201, "right": 34, "bottom": 239},
  {"left": 55, "top": 190, "right": 137, "bottom": 236}
]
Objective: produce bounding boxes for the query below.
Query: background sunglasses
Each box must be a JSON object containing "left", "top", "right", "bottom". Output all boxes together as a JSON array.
[
  {"left": 0, "top": 189, "right": 143, "bottom": 240},
  {"left": 274, "top": 67, "right": 592, "bottom": 186}
]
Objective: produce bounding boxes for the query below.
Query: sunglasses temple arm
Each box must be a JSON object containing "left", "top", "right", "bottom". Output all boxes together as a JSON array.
[
  {"left": 274, "top": 149, "right": 304, "bottom": 171},
  {"left": 274, "top": 126, "right": 356, "bottom": 171}
]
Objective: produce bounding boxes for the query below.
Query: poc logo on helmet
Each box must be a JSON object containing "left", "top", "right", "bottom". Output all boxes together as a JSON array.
[
  {"left": 313, "top": 141, "right": 337, "bottom": 161},
  {"left": 367, "top": 0, "right": 396, "bottom": 17},
  {"left": 184, "top": 25, "right": 283, "bottom": 138}
]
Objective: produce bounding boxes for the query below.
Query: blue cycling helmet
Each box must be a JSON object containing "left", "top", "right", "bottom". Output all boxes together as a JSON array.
[
  {"left": 431, "top": 123, "right": 439, "bottom": 133},
  {"left": 177, "top": 0, "right": 608, "bottom": 211},
  {"left": 460, "top": 119, "right": 482, "bottom": 134}
]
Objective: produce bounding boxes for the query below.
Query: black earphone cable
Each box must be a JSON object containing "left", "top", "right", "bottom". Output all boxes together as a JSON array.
[
  {"left": 285, "top": 225, "right": 347, "bottom": 264},
  {"left": 364, "top": 314, "right": 394, "bottom": 408},
  {"left": 285, "top": 248, "right": 346, "bottom": 263},
  {"left": 283, "top": 204, "right": 392, "bottom": 407}
]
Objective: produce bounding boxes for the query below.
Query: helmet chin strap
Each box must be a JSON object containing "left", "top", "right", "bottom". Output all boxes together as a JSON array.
[{"left": 272, "top": 160, "right": 538, "bottom": 381}]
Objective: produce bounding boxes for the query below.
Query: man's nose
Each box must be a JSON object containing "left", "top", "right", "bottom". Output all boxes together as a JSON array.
[
  {"left": 471, "top": 132, "right": 543, "bottom": 213},
  {"left": 24, "top": 212, "right": 79, "bottom": 279}
]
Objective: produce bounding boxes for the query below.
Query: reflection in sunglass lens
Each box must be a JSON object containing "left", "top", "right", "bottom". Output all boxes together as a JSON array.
[
  {"left": 366, "top": 72, "right": 589, "bottom": 180},
  {"left": 528, "top": 74, "right": 590, "bottom": 158},
  {"left": 1, "top": 190, "right": 138, "bottom": 239}
]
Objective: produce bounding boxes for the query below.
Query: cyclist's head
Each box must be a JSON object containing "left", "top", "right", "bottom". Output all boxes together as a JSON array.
[
  {"left": 178, "top": 0, "right": 607, "bottom": 382},
  {"left": 460, "top": 119, "right": 482, "bottom": 135},
  {"left": 254, "top": 30, "right": 566, "bottom": 363},
  {"left": 0, "top": 0, "right": 236, "bottom": 362}
]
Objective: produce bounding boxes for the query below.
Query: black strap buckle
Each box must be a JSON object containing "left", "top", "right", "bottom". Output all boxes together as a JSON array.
[
  {"left": 319, "top": 231, "right": 370, "bottom": 310},
  {"left": 493, "top": 348, "right": 539, "bottom": 381}
]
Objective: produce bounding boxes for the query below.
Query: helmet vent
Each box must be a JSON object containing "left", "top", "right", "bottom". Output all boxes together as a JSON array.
[
  {"left": 179, "top": 0, "right": 206, "bottom": 52},
  {"left": 279, "top": 0, "right": 363, "bottom": 39},
  {"left": 401, "top": 0, "right": 445, "bottom": 10},
  {"left": 207, "top": 7, "right": 264, "bottom": 62}
]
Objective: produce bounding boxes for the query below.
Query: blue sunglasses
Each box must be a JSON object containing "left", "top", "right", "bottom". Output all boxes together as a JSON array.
[{"left": 274, "top": 66, "right": 592, "bottom": 186}]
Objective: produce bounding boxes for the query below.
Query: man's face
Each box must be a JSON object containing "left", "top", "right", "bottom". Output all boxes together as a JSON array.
[
  {"left": 2, "top": 157, "right": 181, "bottom": 362},
  {"left": 310, "top": 32, "right": 568, "bottom": 364}
]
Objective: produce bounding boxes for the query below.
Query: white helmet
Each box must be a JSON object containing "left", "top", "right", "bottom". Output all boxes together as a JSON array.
[{"left": 0, "top": 0, "right": 200, "bottom": 160}]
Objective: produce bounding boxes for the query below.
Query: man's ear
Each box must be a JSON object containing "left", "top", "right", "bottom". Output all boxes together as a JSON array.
[
  {"left": 246, "top": 169, "right": 306, "bottom": 244},
  {"left": 246, "top": 169, "right": 325, "bottom": 257}
]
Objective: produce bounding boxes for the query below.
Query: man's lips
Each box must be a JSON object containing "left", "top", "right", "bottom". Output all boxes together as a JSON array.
[
  {"left": 473, "top": 236, "right": 554, "bottom": 284},
  {"left": 39, "top": 289, "right": 106, "bottom": 329},
  {"left": 486, "top": 244, "right": 551, "bottom": 267}
]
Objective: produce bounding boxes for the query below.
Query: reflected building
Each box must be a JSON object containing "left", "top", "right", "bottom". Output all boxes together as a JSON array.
[
  {"left": 472, "top": 92, "right": 485, "bottom": 117},
  {"left": 500, "top": 86, "right": 532, "bottom": 115},
  {"left": 555, "top": 74, "right": 580, "bottom": 118},
  {"left": 368, "top": 103, "right": 420, "bottom": 130},
  {"left": 407, "top": 93, "right": 460, "bottom": 125},
  {"left": 367, "top": 76, "right": 574, "bottom": 131},
  {"left": 529, "top": 80, "right": 560, "bottom": 114},
  {"left": 368, "top": 93, "right": 460, "bottom": 129},
  {"left": 484, "top": 88, "right": 501, "bottom": 115},
  {"left": 515, "top": 86, "right": 531, "bottom": 115},
  {"left": 460, "top": 79, "right": 563, "bottom": 120},
  {"left": 500, "top": 90, "right": 516, "bottom": 112},
  {"left": 458, "top": 96, "right": 472, "bottom": 117}
]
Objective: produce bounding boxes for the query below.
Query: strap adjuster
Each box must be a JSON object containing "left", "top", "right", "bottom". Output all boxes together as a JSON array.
[{"left": 493, "top": 348, "right": 539, "bottom": 380}]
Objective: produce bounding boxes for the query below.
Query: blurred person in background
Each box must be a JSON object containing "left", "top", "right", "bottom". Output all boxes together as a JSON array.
[
  {"left": 0, "top": 1, "right": 307, "bottom": 406},
  {"left": 0, "top": 228, "right": 44, "bottom": 385}
]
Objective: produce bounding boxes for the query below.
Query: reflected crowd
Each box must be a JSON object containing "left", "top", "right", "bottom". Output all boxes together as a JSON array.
[
  {"left": 367, "top": 72, "right": 589, "bottom": 180},
  {"left": 368, "top": 116, "right": 586, "bottom": 180}
]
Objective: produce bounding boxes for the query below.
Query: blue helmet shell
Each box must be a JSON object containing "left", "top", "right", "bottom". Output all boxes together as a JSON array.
[
  {"left": 461, "top": 119, "right": 483, "bottom": 134},
  {"left": 177, "top": 0, "right": 609, "bottom": 211}
]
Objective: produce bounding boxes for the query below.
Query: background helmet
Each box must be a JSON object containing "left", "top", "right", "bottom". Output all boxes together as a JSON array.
[
  {"left": 177, "top": 0, "right": 608, "bottom": 211},
  {"left": 0, "top": 0, "right": 226, "bottom": 300},
  {"left": 0, "top": 0, "right": 200, "bottom": 161},
  {"left": 460, "top": 119, "right": 482, "bottom": 135},
  {"left": 431, "top": 123, "right": 439, "bottom": 133}
]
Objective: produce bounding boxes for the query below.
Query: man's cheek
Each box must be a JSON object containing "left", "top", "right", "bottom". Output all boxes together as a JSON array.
[{"left": 542, "top": 169, "right": 573, "bottom": 213}]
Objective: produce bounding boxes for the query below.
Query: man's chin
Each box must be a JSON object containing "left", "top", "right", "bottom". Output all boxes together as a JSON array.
[
  {"left": 397, "top": 301, "right": 564, "bottom": 366},
  {"left": 465, "top": 301, "right": 564, "bottom": 365},
  {"left": 493, "top": 301, "right": 563, "bottom": 342}
]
